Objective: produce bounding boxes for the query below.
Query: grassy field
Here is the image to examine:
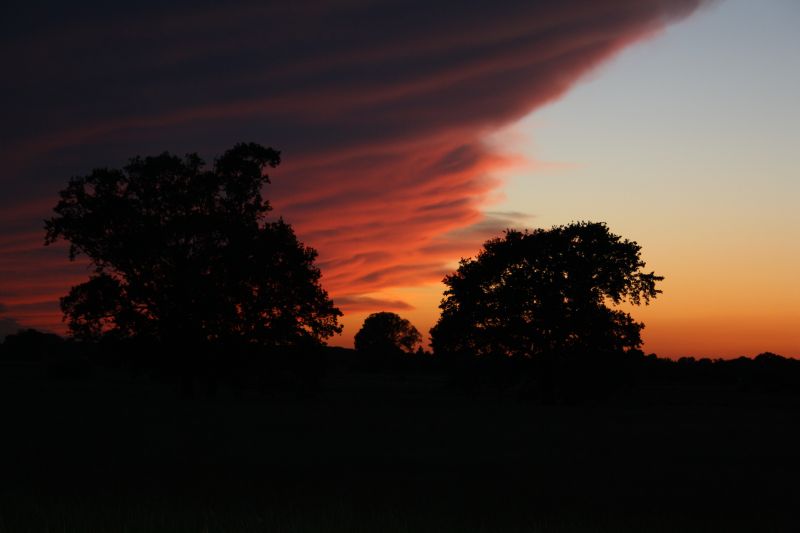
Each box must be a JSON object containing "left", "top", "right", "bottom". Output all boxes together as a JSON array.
[{"left": 1, "top": 362, "right": 798, "bottom": 532}]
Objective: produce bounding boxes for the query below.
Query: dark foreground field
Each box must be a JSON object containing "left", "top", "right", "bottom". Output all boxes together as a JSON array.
[{"left": 1, "top": 362, "right": 798, "bottom": 533}]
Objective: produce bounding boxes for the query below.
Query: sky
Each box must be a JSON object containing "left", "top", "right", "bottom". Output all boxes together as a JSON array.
[
  {"left": 365, "top": 0, "right": 800, "bottom": 358},
  {"left": 503, "top": 0, "right": 800, "bottom": 357},
  {"left": 1, "top": 0, "right": 796, "bottom": 357}
]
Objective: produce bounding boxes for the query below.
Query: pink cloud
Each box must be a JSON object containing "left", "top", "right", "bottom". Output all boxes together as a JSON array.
[{"left": 0, "top": 0, "right": 707, "bottom": 338}]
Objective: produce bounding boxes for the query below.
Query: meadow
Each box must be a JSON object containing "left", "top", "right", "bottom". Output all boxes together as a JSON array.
[{"left": 1, "top": 359, "right": 798, "bottom": 533}]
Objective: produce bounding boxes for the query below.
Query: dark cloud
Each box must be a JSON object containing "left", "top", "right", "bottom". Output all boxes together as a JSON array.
[{"left": 0, "top": 0, "right": 706, "bottom": 333}]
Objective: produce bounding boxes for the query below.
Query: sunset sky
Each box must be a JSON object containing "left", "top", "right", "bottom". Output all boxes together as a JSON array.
[{"left": 1, "top": 0, "right": 797, "bottom": 358}]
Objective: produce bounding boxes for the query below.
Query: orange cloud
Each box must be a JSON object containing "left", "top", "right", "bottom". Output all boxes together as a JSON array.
[{"left": 0, "top": 0, "right": 706, "bottom": 338}]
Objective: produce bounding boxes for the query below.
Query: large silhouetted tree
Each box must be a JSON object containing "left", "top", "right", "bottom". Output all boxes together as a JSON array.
[
  {"left": 430, "top": 222, "right": 662, "bottom": 362},
  {"left": 45, "top": 143, "right": 342, "bottom": 352},
  {"left": 354, "top": 312, "right": 422, "bottom": 355}
]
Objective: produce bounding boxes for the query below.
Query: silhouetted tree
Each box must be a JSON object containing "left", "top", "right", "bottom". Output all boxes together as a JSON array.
[
  {"left": 430, "top": 222, "right": 662, "bottom": 399},
  {"left": 45, "top": 143, "right": 342, "bottom": 358},
  {"left": 354, "top": 312, "right": 422, "bottom": 356}
]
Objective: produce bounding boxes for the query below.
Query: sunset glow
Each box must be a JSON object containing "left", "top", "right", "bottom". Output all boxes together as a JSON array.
[{"left": 2, "top": 0, "right": 797, "bottom": 359}]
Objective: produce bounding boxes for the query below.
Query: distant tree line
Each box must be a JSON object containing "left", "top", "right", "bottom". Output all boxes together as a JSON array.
[{"left": 2, "top": 328, "right": 800, "bottom": 401}]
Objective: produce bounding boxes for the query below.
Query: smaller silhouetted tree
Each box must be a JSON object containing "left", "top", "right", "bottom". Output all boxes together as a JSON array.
[
  {"left": 354, "top": 312, "right": 422, "bottom": 356},
  {"left": 430, "top": 222, "right": 662, "bottom": 401},
  {"left": 431, "top": 222, "right": 661, "bottom": 360}
]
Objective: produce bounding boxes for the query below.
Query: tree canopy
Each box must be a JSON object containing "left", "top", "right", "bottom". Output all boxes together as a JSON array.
[
  {"left": 45, "top": 143, "right": 342, "bottom": 348},
  {"left": 430, "top": 222, "right": 662, "bottom": 360},
  {"left": 354, "top": 312, "right": 422, "bottom": 355}
]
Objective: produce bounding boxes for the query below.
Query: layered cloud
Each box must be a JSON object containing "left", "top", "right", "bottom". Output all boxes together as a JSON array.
[{"left": 0, "top": 0, "right": 705, "bottom": 335}]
